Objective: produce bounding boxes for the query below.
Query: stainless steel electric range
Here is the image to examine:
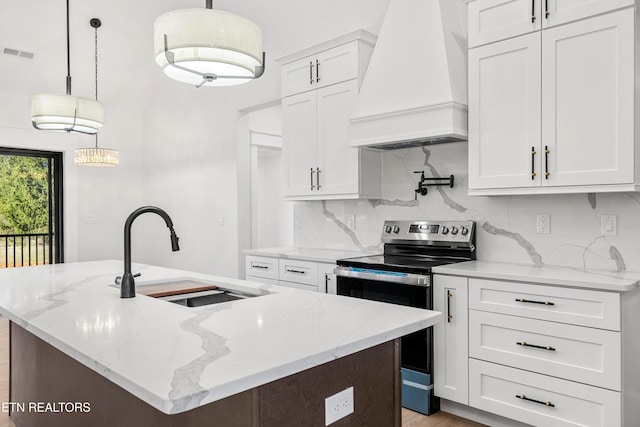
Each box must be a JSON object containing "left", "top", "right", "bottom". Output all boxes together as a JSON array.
[{"left": 335, "top": 220, "right": 476, "bottom": 415}]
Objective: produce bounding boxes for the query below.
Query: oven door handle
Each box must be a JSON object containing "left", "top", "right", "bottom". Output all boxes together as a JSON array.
[{"left": 333, "top": 266, "right": 431, "bottom": 287}]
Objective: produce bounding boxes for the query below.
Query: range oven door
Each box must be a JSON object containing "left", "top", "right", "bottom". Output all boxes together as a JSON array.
[
  {"left": 334, "top": 267, "right": 432, "bottom": 374},
  {"left": 335, "top": 267, "right": 438, "bottom": 415}
]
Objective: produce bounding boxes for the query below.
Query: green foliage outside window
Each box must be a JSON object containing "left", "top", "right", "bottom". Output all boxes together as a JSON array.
[{"left": 0, "top": 155, "right": 50, "bottom": 234}]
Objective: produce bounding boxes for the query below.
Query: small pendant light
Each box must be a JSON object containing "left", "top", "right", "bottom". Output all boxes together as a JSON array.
[
  {"left": 30, "top": 0, "right": 104, "bottom": 134},
  {"left": 154, "top": 0, "right": 265, "bottom": 88},
  {"left": 75, "top": 18, "right": 118, "bottom": 167}
]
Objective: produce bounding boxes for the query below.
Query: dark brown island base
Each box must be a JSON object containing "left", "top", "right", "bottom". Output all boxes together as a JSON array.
[{"left": 10, "top": 322, "right": 401, "bottom": 427}]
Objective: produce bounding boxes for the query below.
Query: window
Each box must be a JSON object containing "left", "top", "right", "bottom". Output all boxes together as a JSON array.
[{"left": 0, "top": 148, "right": 63, "bottom": 267}]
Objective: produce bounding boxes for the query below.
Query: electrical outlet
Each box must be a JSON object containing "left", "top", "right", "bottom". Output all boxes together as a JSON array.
[
  {"left": 601, "top": 214, "right": 617, "bottom": 236},
  {"left": 347, "top": 214, "right": 356, "bottom": 230},
  {"left": 325, "top": 386, "right": 354, "bottom": 425},
  {"left": 536, "top": 214, "right": 550, "bottom": 234}
]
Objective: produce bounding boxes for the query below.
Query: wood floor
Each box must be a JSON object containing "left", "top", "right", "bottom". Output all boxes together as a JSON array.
[{"left": 0, "top": 316, "right": 482, "bottom": 427}]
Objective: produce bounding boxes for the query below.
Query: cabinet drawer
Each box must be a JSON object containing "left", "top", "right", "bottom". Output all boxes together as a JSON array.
[
  {"left": 468, "top": 278, "right": 620, "bottom": 330},
  {"left": 469, "top": 359, "right": 621, "bottom": 427},
  {"left": 279, "top": 259, "right": 318, "bottom": 288},
  {"left": 469, "top": 310, "right": 620, "bottom": 390},
  {"left": 245, "top": 256, "right": 279, "bottom": 281}
]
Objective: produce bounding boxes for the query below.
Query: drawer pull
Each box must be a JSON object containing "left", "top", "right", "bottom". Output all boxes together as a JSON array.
[
  {"left": 515, "top": 298, "right": 555, "bottom": 306},
  {"left": 517, "top": 341, "right": 556, "bottom": 351},
  {"left": 447, "top": 290, "right": 453, "bottom": 323},
  {"left": 252, "top": 265, "right": 269, "bottom": 270},
  {"left": 516, "top": 394, "right": 555, "bottom": 408},
  {"left": 286, "top": 269, "right": 306, "bottom": 274}
]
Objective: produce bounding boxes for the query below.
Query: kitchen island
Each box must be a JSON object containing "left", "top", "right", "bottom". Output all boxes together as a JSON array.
[{"left": 0, "top": 260, "right": 440, "bottom": 426}]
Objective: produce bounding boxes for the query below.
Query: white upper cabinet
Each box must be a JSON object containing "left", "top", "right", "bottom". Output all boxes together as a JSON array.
[
  {"left": 543, "top": 0, "right": 634, "bottom": 28},
  {"left": 469, "top": 0, "right": 542, "bottom": 48},
  {"left": 278, "top": 30, "right": 381, "bottom": 200},
  {"left": 469, "top": 0, "right": 633, "bottom": 47},
  {"left": 541, "top": 10, "right": 634, "bottom": 187},
  {"left": 468, "top": 3, "right": 638, "bottom": 195},
  {"left": 281, "top": 42, "right": 360, "bottom": 98},
  {"left": 469, "top": 33, "right": 542, "bottom": 189}
]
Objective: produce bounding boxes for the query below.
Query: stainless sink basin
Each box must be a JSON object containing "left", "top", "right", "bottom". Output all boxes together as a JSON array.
[{"left": 158, "top": 288, "right": 258, "bottom": 307}]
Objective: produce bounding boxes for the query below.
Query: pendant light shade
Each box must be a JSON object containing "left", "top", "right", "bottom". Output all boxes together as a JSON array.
[
  {"left": 31, "top": 94, "right": 104, "bottom": 134},
  {"left": 75, "top": 146, "right": 118, "bottom": 166},
  {"left": 154, "top": 4, "right": 265, "bottom": 87},
  {"left": 30, "top": 0, "right": 104, "bottom": 134}
]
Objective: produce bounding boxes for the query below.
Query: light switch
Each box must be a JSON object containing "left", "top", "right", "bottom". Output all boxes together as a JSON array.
[{"left": 600, "top": 215, "right": 617, "bottom": 236}]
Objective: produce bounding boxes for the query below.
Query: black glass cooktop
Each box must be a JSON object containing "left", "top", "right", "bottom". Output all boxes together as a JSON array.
[{"left": 337, "top": 254, "right": 461, "bottom": 275}]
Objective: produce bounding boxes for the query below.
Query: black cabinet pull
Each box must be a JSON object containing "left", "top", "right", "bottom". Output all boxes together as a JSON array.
[
  {"left": 531, "top": 146, "right": 537, "bottom": 180},
  {"left": 316, "top": 167, "right": 321, "bottom": 189},
  {"left": 545, "top": 0, "right": 549, "bottom": 18},
  {"left": 516, "top": 298, "right": 555, "bottom": 306},
  {"left": 286, "top": 269, "right": 306, "bottom": 274},
  {"left": 517, "top": 341, "right": 556, "bottom": 351},
  {"left": 252, "top": 265, "right": 269, "bottom": 270},
  {"left": 516, "top": 394, "right": 555, "bottom": 408},
  {"left": 447, "top": 290, "right": 453, "bottom": 323},
  {"left": 531, "top": 0, "right": 536, "bottom": 23},
  {"left": 316, "top": 59, "right": 320, "bottom": 83},
  {"left": 544, "top": 146, "right": 550, "bottom": 179},
  {"left": 309, "top": 61, "right": 313, "bottom": 85}
]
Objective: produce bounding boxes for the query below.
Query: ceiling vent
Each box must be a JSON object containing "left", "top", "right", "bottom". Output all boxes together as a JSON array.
[{"left": 3, "top": 47, "right": 35, "bottom": 59}]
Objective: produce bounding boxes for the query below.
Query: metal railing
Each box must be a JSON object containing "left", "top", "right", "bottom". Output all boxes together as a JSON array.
[{"left": 0, "top": 233, "right": 53, "bottom": 268}]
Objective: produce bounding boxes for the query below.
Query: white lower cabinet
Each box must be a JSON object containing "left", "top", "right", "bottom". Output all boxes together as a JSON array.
[
  {"left": 469, "top": 359, "right": 621, "bottom": 427},
  {"left": 433, "top": 275, "right": 469, "bottom": 405},
  {"left": 245, "top": 255, "right": 335, "bottom": 293},
  {"left": 433, "top": 274, "right": 638, "bottom": 426}
]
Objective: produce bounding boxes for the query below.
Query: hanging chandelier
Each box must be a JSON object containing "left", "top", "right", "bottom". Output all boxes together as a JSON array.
[
  {"left": 154, "top": 0, "right": 265, "bottom": 88},
  {"left": 75, "top": 18, "right": 118, "bottom": 167},
  {"left": 30, "top": 0, "right": 104, "bottom": 134}
]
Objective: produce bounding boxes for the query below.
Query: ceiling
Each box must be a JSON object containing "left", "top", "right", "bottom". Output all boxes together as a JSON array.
[{"left": 0, "top": 0, "right": 390, "bottom": 106}]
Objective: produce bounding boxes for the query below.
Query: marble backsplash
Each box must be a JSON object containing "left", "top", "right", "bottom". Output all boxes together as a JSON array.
[{"left": 293, "top": 142, "right": 640, "bottom": 272}]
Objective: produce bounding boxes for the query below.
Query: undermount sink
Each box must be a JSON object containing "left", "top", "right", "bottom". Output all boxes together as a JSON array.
[
  {"left": 158, "top": 288, "right": 259, "bottom": 307},
  {"left": 111, "top": 277, "right": 270, "bottom": 307}
]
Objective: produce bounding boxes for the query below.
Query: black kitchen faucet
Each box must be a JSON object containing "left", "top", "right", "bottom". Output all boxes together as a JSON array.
[{"left": 120, "top": 206, "right": 180, "bottom": 298}]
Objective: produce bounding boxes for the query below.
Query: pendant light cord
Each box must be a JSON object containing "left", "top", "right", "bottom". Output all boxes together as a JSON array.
[
  {"left": 91, "top": 18, "right": 102, "bottom": 148},
  {"left": 65, "top": 0, "right": 71, "bottom": 95}
]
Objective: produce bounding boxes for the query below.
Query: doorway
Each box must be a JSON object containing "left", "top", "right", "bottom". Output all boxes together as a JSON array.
[
  {"left": 0, "top": 147, "right": 63, "bottom": 268},
  {"left": 250, "top": 132, "right": 293, "bottom": 248}
]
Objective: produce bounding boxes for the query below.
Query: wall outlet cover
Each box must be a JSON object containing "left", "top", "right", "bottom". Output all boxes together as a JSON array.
[
  {"left": 325, "top": 386, "right": 354, "bottom": 425},
  {"left": 601, "top": 214, "right": 617, "bottom": 236},
  {"left": 536, "top": 214, "right": 550, "bottom": 234}
]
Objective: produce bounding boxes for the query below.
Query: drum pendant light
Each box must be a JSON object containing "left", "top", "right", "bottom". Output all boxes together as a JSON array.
[
  {"left": 30, "top": 0, "right": 104, "bottom": 134},
  {"left": 75, "top": 18, "right": 118, "bottom": 167},
  {"left": 154, "top": 0, "right": 265, "bottom": 88}
]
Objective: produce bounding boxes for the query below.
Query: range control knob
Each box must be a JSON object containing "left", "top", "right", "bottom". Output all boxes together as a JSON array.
[
  {"left": 441, "top": 226, "right": 449, "bottom": 235},
  {"left": 419, "top": 224, "right": 428, "bottom": 231},
  {"left": 384, "top": 225, "right": 392, "bottom": 233},
  {"left": 461, "top": 226, "right": 469, "bottom": 236},
  {"left": 392, "top": 226, "right": 400, "bottom": 234},
  {"left": 451, "top": 226, "right": 459, "bottom": 235}
]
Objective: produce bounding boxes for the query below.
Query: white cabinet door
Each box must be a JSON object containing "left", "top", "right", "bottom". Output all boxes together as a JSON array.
[
  {"left": 283, "top": 91, "right": 318, "bottom": 197},
  {"left": 469, "top": 33, "right": 542, "bottom": 190},
  {"left": 316, "top": 80, "right": 360, "bottom": 196},
  {"left": 317, "top": 263, "right": 336, "bottom": 294},
  {"left": 281, "top": 55, "right": 316, "bottom": 98},
  {"left": 543, "top": 0, "right": 634, "bottom": 29},
  {"left": 541, "top": 9, "right": 634, "bottom": 187},
  {"left": 314, "top": 42, "right": 359, "bottom": 90},
  {"left": 469, "top": 0, "right": 542, "bottom": 48},
  {"left": 433, "top": 275, "right": 469, "bottom": 405}
]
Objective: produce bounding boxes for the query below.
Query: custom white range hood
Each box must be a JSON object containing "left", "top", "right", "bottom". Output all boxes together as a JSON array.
[{"left": 350, "top": 0, "right": 468, "bottom": 150}]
